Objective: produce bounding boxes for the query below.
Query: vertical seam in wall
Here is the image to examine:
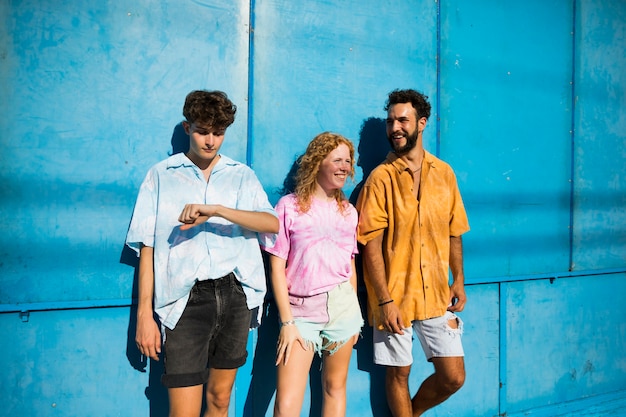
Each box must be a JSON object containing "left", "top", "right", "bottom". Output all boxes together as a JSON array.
[
  {"left": 498, "top": 282, "right": 507, "bottom": 416},
  {"left": 246, "top": 0, "right": 256, "bottom": 167},
  {"left": 435, "top": 0, "right": 441, "bottom": 157},
  {"left": 569, "top": 0, "right": 577, "bottom": 271}
]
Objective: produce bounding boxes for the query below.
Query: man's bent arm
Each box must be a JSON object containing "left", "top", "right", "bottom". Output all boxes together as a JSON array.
[{"left": 179, "top": 204, "right": 279, "bottom": 233}]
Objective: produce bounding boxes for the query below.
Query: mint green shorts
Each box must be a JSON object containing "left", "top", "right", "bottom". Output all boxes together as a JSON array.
[{"left": 292, "top": 281, "right": 363, "bottom": 355}]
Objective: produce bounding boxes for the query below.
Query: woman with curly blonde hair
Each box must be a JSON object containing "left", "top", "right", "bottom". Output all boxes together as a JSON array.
[{"left": 263, "top": 132, "right": 364, "bottom": 417}]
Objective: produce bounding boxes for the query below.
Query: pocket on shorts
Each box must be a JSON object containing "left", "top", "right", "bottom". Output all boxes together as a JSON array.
[{"left": 289, "top": 293, "right": 329, "bottom": 323}]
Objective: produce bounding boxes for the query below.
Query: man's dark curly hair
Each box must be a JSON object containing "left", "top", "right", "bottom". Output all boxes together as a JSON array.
[
  {"left": 384, "top": 89, "right": 431, "bottom": 120},
  {"left": 182, "top": 90, "right": 237, "bottom": 129}
]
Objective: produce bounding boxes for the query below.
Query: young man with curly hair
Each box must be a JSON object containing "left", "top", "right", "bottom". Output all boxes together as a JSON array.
[
  {"left": 357, "top": 89, "right": 470, "bottom": 417},
  {"left": 127, "top": 90, "right": 278, "bottom": 417}
]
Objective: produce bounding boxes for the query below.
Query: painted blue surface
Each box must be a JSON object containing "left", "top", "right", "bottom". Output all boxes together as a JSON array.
[
  {"left": 0, "top": 0, "right": 250, "bottom": 305},
  {"left": 249, "top": 0, "right": 438, "bottom": 205},
  {"left": 503, "top": 273, "right": 626, "bottom": 414},
  {"left": 0, "top": 308, "right": 149, "bottom": 416},
  {"left": 1, "top": 0, "right": 625, "bottom": 416},
  {"left": 573, "top": 0, "right": 626, "bottom": 270},
  {"left": 440, "top": 0, "right": 574, "bottom": 281}
]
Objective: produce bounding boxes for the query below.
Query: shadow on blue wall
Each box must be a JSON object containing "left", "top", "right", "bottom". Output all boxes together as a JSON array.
[
  {"left": 349, "top": 117, "right": 388, "bottom": 206},
  {"left": 171, "top": 122, "right": 189, "bottom": 155}
]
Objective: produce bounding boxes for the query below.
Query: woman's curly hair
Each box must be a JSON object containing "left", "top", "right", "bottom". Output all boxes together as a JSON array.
[{"left": 294, "top": 132, "right": 355, "bottom": 214}]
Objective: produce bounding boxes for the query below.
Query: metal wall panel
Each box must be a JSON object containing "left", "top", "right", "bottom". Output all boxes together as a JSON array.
[
  {"left": 1, "top": 0, "right": 625, "bottom": 416},
  {"left": 0, "top": 0, "right": 250, "bottom": 305},
  {"left": 573, "top": 0, "right": 626, "bottom": 270},
  {"left": 503, "top": 273, "right": 626, "bottom": 414},
  {"left": 0, "top": 308, "right": 148, "bottom": 417},
  {"left": 249, "top": 0, "right": 438, "bottom": 205},
  {"left": 440, "top": 0, "right": 575, "bottom": 281}
]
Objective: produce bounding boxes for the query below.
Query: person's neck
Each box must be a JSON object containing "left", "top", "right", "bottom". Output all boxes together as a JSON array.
[
  {"left": 186, "top": 153, "right": 220, "bottom": 181},
  {"left": 399, "top": 146, "right": 424, "bottom": 171},
  {"left": 313, "top": 185, "right": 336, "bottom": 202}
]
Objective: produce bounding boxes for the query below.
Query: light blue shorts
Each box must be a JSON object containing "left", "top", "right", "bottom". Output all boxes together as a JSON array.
[
  {"left": 373, "top": 311, "right": 464, "bottom": 366},
  {"left": 293, "top": 281, "right": 363, "bottom": 355}
]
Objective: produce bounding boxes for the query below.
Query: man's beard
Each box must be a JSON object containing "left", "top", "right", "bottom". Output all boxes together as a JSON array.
[{"left": 388, "top": 128, "right": 418, "bottom": 155}]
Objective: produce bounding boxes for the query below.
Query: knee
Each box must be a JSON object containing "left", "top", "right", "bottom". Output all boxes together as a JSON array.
[
  {"left": 386, "top": 366, "right": 411, "bottom": 386},
  {"left": 274, "top": 397, "right": 301, "bottom": 417},
  {"left": 206, "top": 389, "right": 231, "bottom": 412},
  {"left": 440, "top": 371, "right": 465, "bottom": 394},
  {"left": 322, "top": 377, "right": 347, "bottom": 400}
]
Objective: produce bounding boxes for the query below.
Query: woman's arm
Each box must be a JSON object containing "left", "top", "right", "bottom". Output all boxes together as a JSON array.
[{"left": 268, "top": 253, "right": 308, "bottom": 365}]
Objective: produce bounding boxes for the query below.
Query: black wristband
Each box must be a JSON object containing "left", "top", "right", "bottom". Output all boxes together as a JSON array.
[{"left": 378, "top": 299, "right": 394, "bottom": 307}]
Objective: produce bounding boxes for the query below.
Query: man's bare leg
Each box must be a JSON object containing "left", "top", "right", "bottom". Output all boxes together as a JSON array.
[
  {"left": 168, "top": 385, "right": 203, "bottom": 417},
  {"left": 204, "top": 368, "right": 238, "bottom": 417},
  {"left": 386, "top": 365, "right": 413, "bottom": 417},
  {"left": 411, "top": 356, "right": 465, "bottom": 416}
]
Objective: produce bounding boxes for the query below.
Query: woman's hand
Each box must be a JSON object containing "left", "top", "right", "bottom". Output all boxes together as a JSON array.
[{"left": 275, "top": 323, "right": 308, "bottom": 366}]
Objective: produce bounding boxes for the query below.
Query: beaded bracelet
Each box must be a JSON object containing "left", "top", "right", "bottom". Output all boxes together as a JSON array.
[
  {"left": 378, "top": 299, "right": 394, "bottom": 307},
  {"left": 281, "top": 320, "right": 296, "bottom": 327}
]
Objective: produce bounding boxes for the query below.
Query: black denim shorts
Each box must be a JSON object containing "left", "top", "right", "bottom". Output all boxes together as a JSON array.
[{"left": 161, "top": 273, "right": 252, "bottom": 388}]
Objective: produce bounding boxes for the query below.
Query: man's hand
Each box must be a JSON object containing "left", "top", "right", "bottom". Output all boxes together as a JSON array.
[
  {"left": 447, "top": 280, "right": 467, "bottom": 312},
  {"left": 380, "top": 302, "right": 405, "bottom": 335},
  {"left": 178, "top": 204, "right": 218, "bottom": 231},
  {"left": 135, "top": 313, "right": 162, "bottom": 361}
]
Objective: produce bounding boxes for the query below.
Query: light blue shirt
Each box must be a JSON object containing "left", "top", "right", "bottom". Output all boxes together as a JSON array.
[{"left": 126, "top": 153, "right": 276, "bottom": 330}]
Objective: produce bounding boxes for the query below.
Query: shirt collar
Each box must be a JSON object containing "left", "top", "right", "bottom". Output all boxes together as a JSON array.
[
  {"left": 385, "top": 150, "right": 437, "bottom": 173},
  {"left": 166, "top": 153, "right": 238, "bottom": 173}
]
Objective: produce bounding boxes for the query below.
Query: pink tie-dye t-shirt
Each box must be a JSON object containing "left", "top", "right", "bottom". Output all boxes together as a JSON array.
[{"left": 264, "top": 193, "right": 358, "bottom": 297}]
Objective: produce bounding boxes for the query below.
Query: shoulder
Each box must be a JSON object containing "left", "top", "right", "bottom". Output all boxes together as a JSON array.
[
  {"left": 363, "top": 160, "right": 400, "bottom": 190},
  {"left": 424, "top": 151, "right": 457, "bottom": 180},
  {"left": 367, "top": 162, "right": 393, "bottom": 179},
  {"left": 276, "top": 193, "right": 298, "bottom": 209},
  {"left": 342, "top": 201, "right": 359, "bottom": 222},
  {"left": 142, "top": 154, "right": 189, "bottom": 180},
  {"left": 217, "top": 155, "right": 249, "bottom": 172},
  {"left": 340, "top": 199, "right": 357, "bottom": 214},
  {"left": 215, "top": 155, "right": 261, "bottom": 182},
  {"left": 150, "top": 153, "right": 184, "bottom": 170}
]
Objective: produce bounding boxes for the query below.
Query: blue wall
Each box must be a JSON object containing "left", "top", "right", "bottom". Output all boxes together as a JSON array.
[{"left": 1, "top": 0, "right": 625, "bottom": 416}]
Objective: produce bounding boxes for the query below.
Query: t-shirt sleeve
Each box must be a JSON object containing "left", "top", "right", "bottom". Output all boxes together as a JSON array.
[{"left": 261, "top": 196, "right": 291, "bottom": 259}]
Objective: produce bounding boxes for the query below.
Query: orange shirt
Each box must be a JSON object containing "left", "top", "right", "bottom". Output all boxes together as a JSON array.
[{"left": 356, "top": 151, "right": 469, "bottom": 327}]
